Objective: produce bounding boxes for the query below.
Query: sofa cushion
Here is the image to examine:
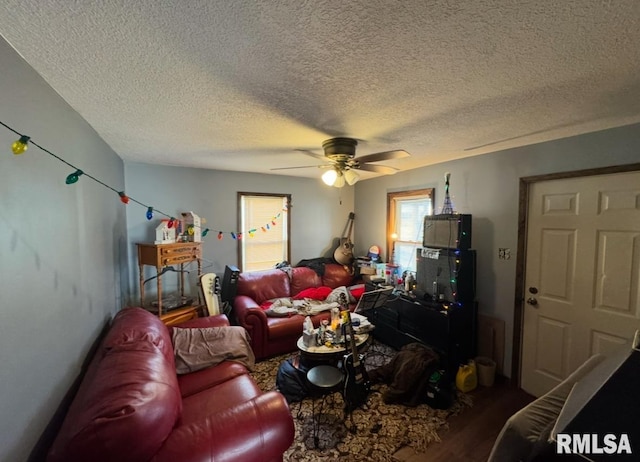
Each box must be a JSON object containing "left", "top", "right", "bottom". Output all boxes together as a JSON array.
[
  {"left": 180, "top": 374, "right": 263, "bottom": 425},
  {"left": 322, "top": 263, "right": 356, "bottom": 288},
  {"left": 47, "top": 339, "right": 182, "bottom": 462},
  {"left": 178, "top": 361, "right": 249, "bottom": 398},
  {"left": 290, "top": 266, "right": 322, "bottom": 294},
  {"left": 237, "top": 268, "right": 291, "bottom": 304},
  {"left": 102, "top": 306, "right": 176, "bottom": 364}
]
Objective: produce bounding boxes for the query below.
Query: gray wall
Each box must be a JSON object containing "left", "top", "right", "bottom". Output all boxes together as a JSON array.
[
  {"left": 123, "top": 162, "right": 355, "bottom": 305},
  {"left": 0, "top": 39, "right": 127, "bottom": 461},
  {"left": 355, "top": 123, "right": 640, "bottom": 377}
]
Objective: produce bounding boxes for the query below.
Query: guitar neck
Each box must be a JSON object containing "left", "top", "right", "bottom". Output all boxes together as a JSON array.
[{"left": 343, "top": 309, "right": 360, "bottom": 367}]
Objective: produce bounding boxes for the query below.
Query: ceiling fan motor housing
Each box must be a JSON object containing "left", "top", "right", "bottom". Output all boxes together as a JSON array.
[{"left": 322, "top": 137, "right": 357, "bottom": 160}]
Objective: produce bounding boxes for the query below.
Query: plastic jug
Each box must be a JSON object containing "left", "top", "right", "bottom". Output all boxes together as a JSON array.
[{"left": 455, "top": 359, "right": 478, "bottom": 393}]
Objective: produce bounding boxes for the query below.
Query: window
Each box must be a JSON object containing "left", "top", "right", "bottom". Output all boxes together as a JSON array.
[
  {"left": 238, "top": 193, "right": 290, "bottom": 272},
  {"left": 387, "top": 189, "right": 434, "bottom": 273}
]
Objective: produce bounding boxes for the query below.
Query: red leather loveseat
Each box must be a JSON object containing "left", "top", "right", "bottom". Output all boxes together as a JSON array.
[
  {"left": 47, "top": 307, "right": 294, "bottom": 462},
  {"left": 233, "top": 263, "right": 359, "bottom": 361}
]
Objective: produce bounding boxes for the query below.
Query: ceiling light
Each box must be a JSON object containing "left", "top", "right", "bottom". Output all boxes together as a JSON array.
[
  {"left": 344, "top": 169, "right": 359, "bottom": 185},
  {"left": 322, "top": 169, "right": 337, "bottom": 186},
  {"left": 334, "top": 172, "right": 345, "bottom": 188}
]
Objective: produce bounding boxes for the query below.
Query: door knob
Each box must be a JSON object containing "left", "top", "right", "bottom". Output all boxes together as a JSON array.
[
  {"left": 526, "top": 297, "right": 538, "bottom": 306},
  {"left": 528, "top": 287, "right": 538, "bottom": 294}
]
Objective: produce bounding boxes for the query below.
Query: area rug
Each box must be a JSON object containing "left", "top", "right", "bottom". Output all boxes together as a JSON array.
[{"left": 251, "top": 343, "right": 472, "bottom": 462}]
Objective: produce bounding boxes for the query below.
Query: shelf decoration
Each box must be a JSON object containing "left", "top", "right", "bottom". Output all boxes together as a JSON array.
[{"left": 2, "top": 119, "right": 288, "bottom": 240}]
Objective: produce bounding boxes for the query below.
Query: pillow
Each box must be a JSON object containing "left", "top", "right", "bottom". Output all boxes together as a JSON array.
[
  {"left": 325, "top": 286, "right": 356, "bottom": 305},
  {"left": 348, "top": 284, "right": 366, "bottom": 300},
  {"left": 292, "top": 286, "right": 332, "bottom": 300}
]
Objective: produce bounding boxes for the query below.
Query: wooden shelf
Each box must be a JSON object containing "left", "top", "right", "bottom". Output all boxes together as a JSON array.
[{"left": 136, "top": 242, "right": 202, "bottom": 320}]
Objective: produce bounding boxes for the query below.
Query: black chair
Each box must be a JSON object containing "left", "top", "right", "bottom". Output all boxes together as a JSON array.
[{"left": 306, "top": 365, "right": 344, "bottom": 448}]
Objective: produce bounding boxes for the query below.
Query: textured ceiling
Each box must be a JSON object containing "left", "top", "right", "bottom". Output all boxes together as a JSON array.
[{"left": 1, "top": 1, "right": 639, "bottom": 180}]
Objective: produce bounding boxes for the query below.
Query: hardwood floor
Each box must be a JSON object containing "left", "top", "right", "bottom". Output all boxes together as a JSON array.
[{"left": 394, "top": 377, "right": 535, "bottom": 462}]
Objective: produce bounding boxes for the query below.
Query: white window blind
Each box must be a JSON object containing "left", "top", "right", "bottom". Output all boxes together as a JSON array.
[
  {"left": 391, "top": 194, "right": 432, "bottom": 272},
  {"left": 240, "top": 194, "right": 289, "bottom": 272}
]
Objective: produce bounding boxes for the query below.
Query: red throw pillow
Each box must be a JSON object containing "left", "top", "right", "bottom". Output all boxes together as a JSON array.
[
  {"left": 349, "top": 284, "right": 365, "bottom": 300},
  {"left": 259, "top": 301, "right": 274, "bottom": 310},
  {"left": 293, "top": 286, "right": 332, "bottom": 300}
]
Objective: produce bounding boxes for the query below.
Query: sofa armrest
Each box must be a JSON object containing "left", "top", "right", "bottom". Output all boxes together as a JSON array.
[
  {"left": 152, "top": 392, "right": 295, "bottom": 462},
  {"left": 233, "top": 295, "right": 269, "bottom": 359}
]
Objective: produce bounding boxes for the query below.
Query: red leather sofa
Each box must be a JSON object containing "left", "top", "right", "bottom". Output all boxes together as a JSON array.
[
  {"left": 233, "top": 264, "right": 358, "bottom": 361},
  {"left": 47, "top": 307, "right": 294, "bottom": 462}
]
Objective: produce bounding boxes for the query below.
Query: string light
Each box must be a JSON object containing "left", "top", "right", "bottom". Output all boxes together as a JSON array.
[
  {"left": 118, "top": 191, "right": 130, "bottom": 204},
  {"left": 11, "top": 135, "right": 30, "bottom": 155},
  {"left": 1, "top": 120, "right": 288, "bottom": 240},
  {"left": 65, "top": 169, "right": 83, "bottom": 184}
]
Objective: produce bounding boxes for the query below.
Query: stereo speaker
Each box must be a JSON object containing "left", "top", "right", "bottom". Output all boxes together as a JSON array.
[
  {"left": 416, "top": 248, "right": 476, "bottom": 303},
  {"left": 220, "top": 265, "right": 240, "bottom": 303}
]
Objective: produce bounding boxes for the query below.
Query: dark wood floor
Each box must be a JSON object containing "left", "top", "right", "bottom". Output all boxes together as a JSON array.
[{"left": 396, "top": 377, "right": 535, "bottom": 462}]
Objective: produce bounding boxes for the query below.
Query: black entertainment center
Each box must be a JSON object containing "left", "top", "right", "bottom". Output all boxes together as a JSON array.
[{"left": 366, "top": 214, "right": 477, "bottom": 375}]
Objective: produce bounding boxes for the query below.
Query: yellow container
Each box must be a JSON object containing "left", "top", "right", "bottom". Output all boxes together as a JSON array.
[{"left": 456, "top": 360, "right": 478, "bottom": 393}]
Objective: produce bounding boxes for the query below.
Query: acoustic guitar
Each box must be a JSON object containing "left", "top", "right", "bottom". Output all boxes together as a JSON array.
[
  {"left": 334, "top": 212, "right": 355, "bottom": 266},
  {"left": 340, "top": 293, "right": 371, "bottom": 414}
]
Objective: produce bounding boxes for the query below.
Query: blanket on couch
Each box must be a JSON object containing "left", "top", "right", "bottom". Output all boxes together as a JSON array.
[{"left": 172, "top": 326, "right": 255, "bottom": 374}]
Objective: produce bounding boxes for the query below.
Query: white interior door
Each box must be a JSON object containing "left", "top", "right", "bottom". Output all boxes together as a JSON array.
[{"left": 521, "top": 170, "right": 640, "bottom": 397}]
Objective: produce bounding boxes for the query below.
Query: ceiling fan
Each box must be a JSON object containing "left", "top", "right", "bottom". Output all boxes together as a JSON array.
[{"left": 272, "top": 137, "right": 410, "bottom": 187}]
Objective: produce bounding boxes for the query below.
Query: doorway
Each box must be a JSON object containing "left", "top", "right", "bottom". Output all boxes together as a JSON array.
[{"left": 513, "top": 164, "right": 640, "bottom": 397}]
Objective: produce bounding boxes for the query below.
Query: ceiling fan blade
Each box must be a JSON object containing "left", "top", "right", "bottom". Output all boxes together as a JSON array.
[
  {"left": 356, "top": 149, "right": 410, "bottom": 164},
  {"left": 357, "top": 164, "right": 399, "bottom": 175},
  {"left": 270, "top": 164, "right": 328, "bottom": 171},
  {"left": 296, "top": 149, "right": 327, "bottom": 161}
]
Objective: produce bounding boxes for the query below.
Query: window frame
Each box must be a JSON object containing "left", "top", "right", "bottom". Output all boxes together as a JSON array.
[
  {"left": 386, "top": 188, "right": 434, "bottom": 271},
  {"left": 237, "top": 192, "right": 291, "bottom": 272}
]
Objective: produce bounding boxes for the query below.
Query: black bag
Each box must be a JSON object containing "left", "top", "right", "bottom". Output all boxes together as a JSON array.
[
  {"left": 424, "top": 369, "right": 455, "bottom": 409},
  {"left": 275, "top": 355, "right": 311, "bottom": 404}
]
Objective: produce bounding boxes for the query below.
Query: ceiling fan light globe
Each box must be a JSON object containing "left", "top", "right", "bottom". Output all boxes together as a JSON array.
[
  {"left": 322, "top": 169, "right": 338, "bottom": 186},
  {"left": 344, "top": 169, "right": 359, "bottom": 185},
  {"left": 334, "top": 173, "right": 346, "bottom": 188}
]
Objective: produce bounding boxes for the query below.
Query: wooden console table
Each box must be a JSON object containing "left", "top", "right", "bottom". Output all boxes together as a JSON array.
[{"left": 136, "top": 242, "right": 202, "bottom": 321}]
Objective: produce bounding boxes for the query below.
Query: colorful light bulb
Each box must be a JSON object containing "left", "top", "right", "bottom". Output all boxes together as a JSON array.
[
  {"left": 202, "top": 228, "right": 210, "bottom": 237},
  {"left": 118, "top": 191, "right": 129, "bottom": 204},
  {"left": 146, "top": 207, "right": 153, "bottom": 220},
  {"left": 65, "top": 169, "right": 83, "bottom": 184},
  {"left": 217, "top": 231, "right": 223, "bottom": 240},
  {"left": 168, "top": 218, "right": 175, "bottom": 228},
  {"left": 11, "top": 135, "right": 30, "bottom": 155}
]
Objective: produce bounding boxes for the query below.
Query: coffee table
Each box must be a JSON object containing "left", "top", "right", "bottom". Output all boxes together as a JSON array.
[{"left": 297, "top": 333, "right": 370, "bottom": 363}]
